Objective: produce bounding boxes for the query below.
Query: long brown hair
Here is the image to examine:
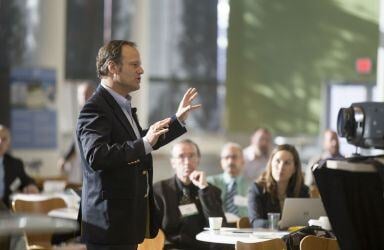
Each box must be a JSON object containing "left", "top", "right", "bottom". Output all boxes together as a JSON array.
[{"left": 256, "top": 144, "right": 304, "bottom": 199}]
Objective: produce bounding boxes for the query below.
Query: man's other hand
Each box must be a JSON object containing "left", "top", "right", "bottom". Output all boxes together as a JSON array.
[
  {"left": 145, "top": 118, "right": 171, "bottom": 146},
  {"left": 175, "top": 88, "right": 202, "bottom": 123}
]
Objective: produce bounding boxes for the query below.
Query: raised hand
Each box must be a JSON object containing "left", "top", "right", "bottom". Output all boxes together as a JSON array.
[
  {"left": 189, "top": 170, "right": 208, "bottom": 189},
  {"left": 145, "top": 118, "right": 171, "bottom": 146},
  {"left": 175, "top": 88, "right": 202, "bottom": 123}
]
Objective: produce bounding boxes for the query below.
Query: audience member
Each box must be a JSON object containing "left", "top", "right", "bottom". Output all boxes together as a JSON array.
[
  {"left": 0, "top": 124, "right": 38, "bottom": 208},
  {"left": 57, "top": 82, "right": 95, "bottom": 185},
  {"left": 207, "top": 142, "right": 249, "bottom": 218},
  {"left": 243, "top": 128, "right": 272, "bottom": 182},
  {"left": 154, "top": 139, "right": 227, "bottom": 250},
  {"left": 248, "top": 144, "right": 309, "bottom": 228},
  {"left": 304, "top": 129, "right": 343, "bottom": 187}
]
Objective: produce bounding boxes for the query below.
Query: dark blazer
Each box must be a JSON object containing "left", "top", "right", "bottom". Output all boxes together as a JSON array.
[
  {"left": 2, "top": 154, "right": 36, "bottom": 207},
  {"left": 248, "top": 182, "right": 309, "bottom": 228},
  {"left": 153, "top": 176, "right": 226, "bottom": 249},
  {"left": 76, "top": 85, "right": 186, "bottom": 245}
]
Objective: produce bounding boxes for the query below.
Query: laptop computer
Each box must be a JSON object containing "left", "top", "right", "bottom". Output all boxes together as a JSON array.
[{"left": 279, "top": 198, "right": 326, "bottom": 229}]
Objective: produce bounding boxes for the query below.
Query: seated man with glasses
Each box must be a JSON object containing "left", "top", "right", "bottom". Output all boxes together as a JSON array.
[
  {"left": 207, "top": 142, "right": 250, "bottom": 221},
  {"left": 153, "top": 139, "right": 229, "bottom": 250}
]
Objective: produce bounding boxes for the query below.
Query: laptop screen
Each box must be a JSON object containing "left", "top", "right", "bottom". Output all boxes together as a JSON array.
[{"left": 279, "top": 198, "right": 326, "bottom": 229}]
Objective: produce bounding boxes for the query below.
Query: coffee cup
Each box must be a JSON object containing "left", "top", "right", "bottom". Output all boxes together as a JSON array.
[{"left": 208, "top": 217, "right": 223, "bottom": 230}]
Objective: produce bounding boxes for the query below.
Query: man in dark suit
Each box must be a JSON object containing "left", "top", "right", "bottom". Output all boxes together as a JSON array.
[
  {"left": 0, "top": 125, "right": 39, "bottom": 208},
  {"left": 154, "top": 139, "right": 228, "bottom": 250},
  {"left": 76, "top": 40, "right": 201, "bottom": 250}
]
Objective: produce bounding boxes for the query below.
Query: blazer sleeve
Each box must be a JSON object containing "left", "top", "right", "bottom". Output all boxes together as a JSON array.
[
  {"left": 13, "top": 158, "right": 36, "bottom": 190},
  {"left": 198, "top": 184, "right": 227, "bottom": 225},
  {"left": 248, "top": 183, "right": 268, "bottom": 228},
  {"left": 77, "top": 101, "right": 147, "bottom": 171}
]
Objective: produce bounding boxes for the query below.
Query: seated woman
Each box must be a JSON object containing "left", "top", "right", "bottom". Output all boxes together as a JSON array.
[{"left": 248, "top": 144, "right": 309, "bottom": 228}]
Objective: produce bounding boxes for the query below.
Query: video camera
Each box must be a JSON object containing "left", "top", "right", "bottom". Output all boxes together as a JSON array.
[
  {"left": 337, "top": 102, "right": 384, "bottom": 149},
  {"left": 318, "top": 102, "right": 384, "bottom": 250}
]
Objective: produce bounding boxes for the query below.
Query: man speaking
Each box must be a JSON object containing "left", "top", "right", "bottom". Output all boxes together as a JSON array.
[{"left": 77, "top": 40, "right": 201, "bottom": 250}]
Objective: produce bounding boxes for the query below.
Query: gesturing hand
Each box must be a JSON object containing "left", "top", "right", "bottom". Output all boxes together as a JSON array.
[
  {"left": 145, "top": 118, "right": 171, "bottom": 146},
  {"left": 175, "top": 88, "right": 202, "bottom": 123}
]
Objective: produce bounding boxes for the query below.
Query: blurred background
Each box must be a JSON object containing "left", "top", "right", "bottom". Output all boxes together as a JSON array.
[{"left": 0, "top": 0, "right": 381, "bottom": 181}]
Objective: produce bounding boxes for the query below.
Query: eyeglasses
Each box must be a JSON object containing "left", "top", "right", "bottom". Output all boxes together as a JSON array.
[
  {"left": 221, "top": 154, "right": 240, "bottom": 160},
  {"left": 173, "top": 154, "right": 199, "bottom": 162}
]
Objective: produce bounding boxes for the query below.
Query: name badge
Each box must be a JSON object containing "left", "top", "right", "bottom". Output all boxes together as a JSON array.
[
  {"left": 179, "top": 203, "right": 198, "bottom": 217},
  {"left": 234, "top": 195, "right": 248, "bottom": 207},
  {"left": 10, "top": 178, "right": 21, "bottom": 192}
]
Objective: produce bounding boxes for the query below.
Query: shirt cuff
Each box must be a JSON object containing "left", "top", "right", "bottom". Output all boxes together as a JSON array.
[
  {"left": 176, "top": 115, "right": 186, "bottom": 127},
  {"left": 142, "top": 137, "right": 153, "bottom": 154}
]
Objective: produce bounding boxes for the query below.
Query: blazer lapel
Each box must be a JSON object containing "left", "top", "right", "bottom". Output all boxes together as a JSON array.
[{"left": 97, "top": 86, "right": 138, "bottom": 139}]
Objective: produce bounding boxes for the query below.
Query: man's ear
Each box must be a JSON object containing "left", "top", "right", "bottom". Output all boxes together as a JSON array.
[{"left": 107, "top": 61, "right": 118, "bottom": 75}]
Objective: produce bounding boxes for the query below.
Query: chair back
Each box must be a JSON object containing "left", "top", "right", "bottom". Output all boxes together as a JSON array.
[
  {"left": 236, "top": 239, "right": 287, "bottom": 250},
  {"left": 12, "top": 197, "right": 67, "bottom": 250},
  {"left": 309, "top": 185, "right": 320, "bottom": 198},
  {"left": 137, "top": 229, "right": 165, "bottom": 250},
  {"left": 300, "top": 235, "right": 340, "bottom": 250},
  {"left": 237, "top": 217, "right": 252, "bottom": 228},
  {"left": 0, "top": 201, "right": 10, "bottom": 249}
]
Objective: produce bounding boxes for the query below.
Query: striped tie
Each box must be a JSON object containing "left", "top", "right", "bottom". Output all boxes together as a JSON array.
[{"left": 224, "top": 181, "right": 239, "bottom": 215}]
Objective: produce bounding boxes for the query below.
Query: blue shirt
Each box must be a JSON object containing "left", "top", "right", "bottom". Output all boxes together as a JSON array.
[{"left": 101, "top": 82, "right": 153, "bottom": 154}]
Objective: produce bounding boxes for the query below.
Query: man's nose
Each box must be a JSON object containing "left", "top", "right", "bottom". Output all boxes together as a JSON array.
[
  {"left": 228, "top": 158, "right": 237, "bottom": 165},
  {"left": 180, "top": 157, "right": 191, "bottom": 163}
]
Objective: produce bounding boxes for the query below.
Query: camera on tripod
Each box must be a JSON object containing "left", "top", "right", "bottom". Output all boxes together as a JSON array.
[
  {"left": 315, "top": 102, "right": 384, "bottom": 250},
  {"left": 337, "top": 102, "right": 384, "bottom": 149}
]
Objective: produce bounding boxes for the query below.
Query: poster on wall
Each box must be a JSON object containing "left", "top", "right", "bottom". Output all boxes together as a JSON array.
[{"left": 10, "top": 68, "right": 57, "bottom": 149}]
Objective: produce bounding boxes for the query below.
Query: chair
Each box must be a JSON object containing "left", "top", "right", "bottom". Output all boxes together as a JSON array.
[
  {"left": 237, "top": 217, "right": 252, "bottom": 228},
  {"left": 12, "top": 197, "right": 67, "bottom": 250},
  {"left": 137, "top": 229, "right": 165, "bottom": 250},
  {"left": 236, "top": 239, "right": 287, "bottom": 250},
  {"left": 309, "top": 185, "right": 320, "bottom": 198},
  {"left": 300, "top": 235, "right": 340, "bottom": 250}
]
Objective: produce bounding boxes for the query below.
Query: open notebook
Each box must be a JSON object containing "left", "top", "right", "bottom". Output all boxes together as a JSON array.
[{"left": 279, "top": 198, "right": 326, "bottom": 229}]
